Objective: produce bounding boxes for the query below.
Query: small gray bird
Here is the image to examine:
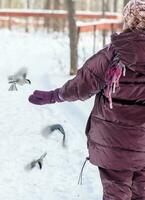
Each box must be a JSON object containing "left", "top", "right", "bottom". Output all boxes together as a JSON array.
[
  {"left": 8, "top": 67, "right": 31, "bottom": 91},
  {"left": 26, "top": 152, "right": 47, "bottom": 170},
  {"left": 42, "top": 124, "right": 66, "bottom": 147}
]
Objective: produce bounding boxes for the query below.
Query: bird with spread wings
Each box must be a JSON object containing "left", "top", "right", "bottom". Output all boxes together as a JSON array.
[{"left": 8, "top": 67, "right": 31, "bottom": 91}]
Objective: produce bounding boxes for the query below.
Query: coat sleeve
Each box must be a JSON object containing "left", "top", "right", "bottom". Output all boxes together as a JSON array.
[{"left": 58, "top": 49, "right": 111, "bottom": 102}]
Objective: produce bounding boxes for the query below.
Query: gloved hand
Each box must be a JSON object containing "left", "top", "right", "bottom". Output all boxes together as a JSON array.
[{"left": 28, "top": 88, "right": 63, "bottom": 105}]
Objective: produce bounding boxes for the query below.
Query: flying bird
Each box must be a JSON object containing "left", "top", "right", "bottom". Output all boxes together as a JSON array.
[
  {"left": 42, "top": 124, "right": 66, "bottom": 147},
  {"left": 8, "top": 67, "right": 31, "bottom": 91},
  {"left": 26, "top": 152, "right": 47, "bottom": 170}
]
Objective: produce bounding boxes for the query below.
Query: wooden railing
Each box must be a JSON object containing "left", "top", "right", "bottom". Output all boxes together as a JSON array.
[
  {"left": 77, "top": 19, "right": 123, "bottom": 53},
  {"left": 0, "top": 9, "right": 121, "bottom": 20},
  {"left": 0, "top": 9, "right": 123, "bottom": 48},
  {"left": 77, "top": 19, "right": 123, "bottom": 33}
]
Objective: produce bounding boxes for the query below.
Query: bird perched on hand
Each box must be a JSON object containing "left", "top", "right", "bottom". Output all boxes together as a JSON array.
[{"left": 8, "top": 67, "right": 31, "bottom": 91}]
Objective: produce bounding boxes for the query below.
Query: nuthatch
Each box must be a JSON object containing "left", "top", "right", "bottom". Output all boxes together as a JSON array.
[{"left": 8, "top": 67, "right": 31, "bottom": 91}]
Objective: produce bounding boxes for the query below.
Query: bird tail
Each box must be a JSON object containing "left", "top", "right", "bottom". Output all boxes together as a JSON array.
[{"left": 8, "top": 83, "right": 18, "bottom": 91}]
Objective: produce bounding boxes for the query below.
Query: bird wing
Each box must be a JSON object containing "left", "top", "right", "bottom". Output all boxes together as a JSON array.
[
  {"left": 8, "top": 67, "right": 28, "bottom": 82},
  {"left": 15, "top": 67, "right": 28, "bottom": 79}
]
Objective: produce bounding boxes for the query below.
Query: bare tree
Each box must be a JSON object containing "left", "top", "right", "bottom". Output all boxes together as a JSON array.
[
  {"left": 124, "top": 0, "right": 130, "bottom": 6},
  {"left": 105, "top": 0, "right": 110, "bottom": 11},
  {"left": 44, "top": 0, "right": 51, "bottom": 32},
  {"left": 113, "top": 0, "right": 117, "bottom": 12},
  {"left": 102, "top": 0, "right": 106, "bottom": 47},
  {"left": 8, "top": 0, "right": 12, "bottom": 30},
  {"left": 25, "top": 0, "right": 30, "bottom": 32},
  {"left": 66, "top": 0, "right": 78, "bottom": 75},
  {"left": 102, "top": 0, "right": 106, "bottom": 16},
  {"left": 52, "top": 0, "right": 62, "bottom": 32},
  {"left": 0, "top": 0, "right": 2, "bottom": 8}
]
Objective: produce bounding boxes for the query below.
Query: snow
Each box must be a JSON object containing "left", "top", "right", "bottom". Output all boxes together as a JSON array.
[
  {"left": 0, "top": 29, "right": 104, "bottom": 200},
  {"left": 77, "top": 18, "right": 122, "bottom": 27}
]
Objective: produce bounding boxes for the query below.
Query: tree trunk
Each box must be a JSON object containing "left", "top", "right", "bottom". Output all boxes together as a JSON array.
[
  {"left": 113, "top": 0, "right": 117, "bottom": 12},
  {"left": 66, "top": 0, "right": 78, "bottom": 75},
  {"left": 25, "top": 0, "right": 30, "bottom": 33},
  {"left": 53, "top": 0, "right": 61, "bottom": 32},
  {"left": 0, "top": 0, "right": 2, "bottom": 8},
  {"left": 44, "top": 0, "right": 51, "bottom": 32},
  {"left": 106, "top": 0, "right": 110, "bottom": 11},
  {"left": 102, "top": 0, "right": 106, "bottom": 47},
  {"left": 8, "top": 0, "right": 12, "bottom": 30},
  {"left": 102, "top": 0, "right": 105, "bottom": 16},
  {"left": 124, "top": 0, "right": 130, "bottom": 6}
]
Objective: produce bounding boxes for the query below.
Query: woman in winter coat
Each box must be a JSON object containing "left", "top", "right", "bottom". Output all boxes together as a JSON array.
[{"left": 29, "top": 0, "right": 145, "bottom": 199}]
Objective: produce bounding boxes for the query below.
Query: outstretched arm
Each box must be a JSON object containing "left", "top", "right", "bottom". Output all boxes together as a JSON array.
[
  {"left": 29, "top": 50, "right": 110, "bottom": 105},
  {"left": 59, "top": 58, "right": 104, "bottom": 102}
]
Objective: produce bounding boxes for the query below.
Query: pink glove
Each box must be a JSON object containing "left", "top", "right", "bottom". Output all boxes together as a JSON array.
[{"left": 29, "top": 89, "right": 63, "bottom": 105}]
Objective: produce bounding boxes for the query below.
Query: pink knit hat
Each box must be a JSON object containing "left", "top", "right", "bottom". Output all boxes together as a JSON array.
[{"left": 123, "top": 0, "right": 145, "bottom": 30}]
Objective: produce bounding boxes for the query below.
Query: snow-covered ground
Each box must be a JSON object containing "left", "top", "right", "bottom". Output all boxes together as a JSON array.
[{"left": 0, "top": 29, "right": 109, "bottom": 200}]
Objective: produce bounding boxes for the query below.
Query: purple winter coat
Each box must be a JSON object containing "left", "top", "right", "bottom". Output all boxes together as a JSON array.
[{"left": 59, "top": 29, "right": 145, "bottom": 171}]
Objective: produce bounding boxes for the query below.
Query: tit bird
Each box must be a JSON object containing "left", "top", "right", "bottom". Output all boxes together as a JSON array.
[
  {"left": 26, "top": 152, "right": 47, "bottom": 170},
  {"left": 8, "top": 67, "right": 31, "bottom": 91},
  {"left": 42, "top": 124, "right": 66, "bottom": 147}
]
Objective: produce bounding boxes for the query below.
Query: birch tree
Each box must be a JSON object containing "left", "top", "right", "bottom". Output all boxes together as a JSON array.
[
  {"left": 44, "top": 0, "right": 51, "bottom": 32},
  {"left": 66, "top": 0, "right": 78, "bottom": 75}
]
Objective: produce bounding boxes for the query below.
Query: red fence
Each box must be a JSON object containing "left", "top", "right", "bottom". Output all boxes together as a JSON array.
[
  {"left": 0, "top": 9, "right": 123, "bottom": 34},
  {"left": 77, "top": 19, "right": 123, "bottom": 33},
  {"left": 0, "top": 9, "right": 121, "bottom": 20}
]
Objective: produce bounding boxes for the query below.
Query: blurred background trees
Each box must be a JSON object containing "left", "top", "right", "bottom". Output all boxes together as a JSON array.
[
  {"left": 66, "top": 0, "right": 78, "bottom": 75},
  {"left": 0, "top": 0, "right": 127, "bottom": 32},
  {"left": 0, "top": 0, "right": 128, "bottom": 12},
  {"left": 0, "top": 0, "right": 127, "bottom": 74},
  {"left": 124, "top": 0, "right": 130, "bottom": 6}
]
